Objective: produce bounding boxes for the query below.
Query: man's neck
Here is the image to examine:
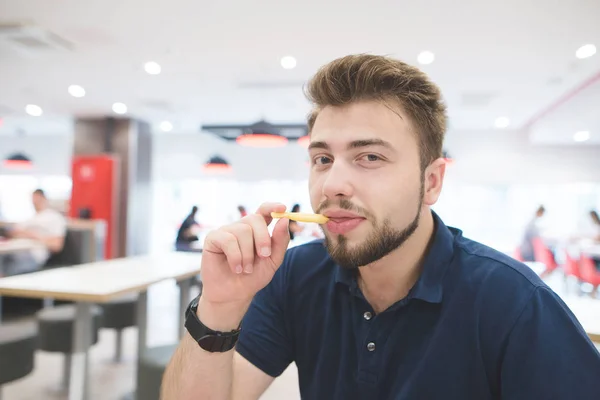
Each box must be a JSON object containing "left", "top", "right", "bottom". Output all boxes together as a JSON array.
[{"left": 357, "top": 209, "right": 435, "bottom": 314}]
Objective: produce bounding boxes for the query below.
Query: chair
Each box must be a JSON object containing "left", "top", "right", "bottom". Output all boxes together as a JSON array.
[
  {"left": 532, "top": 238, "right": 558, "bottom": 277},
  {"left": 512, "top": 247, "right": 524, "bottom": 262},
  {"left": 44, "top": 228, "right": 95, "bottom": 269},
  {"left": 563, "top": 252, "right": 581, "bottom": 280},
  {"left": 100, "top": 294, "right": 137, "bottom": 362},
  {"left": 36, "top": 305, "right": 103, "bottom": 390},
  {"left": 579, "top": 255, "right": 600, "bottom": 294},
  {"left": 0, "top": 321, "right": 37, "bottom": 399}
]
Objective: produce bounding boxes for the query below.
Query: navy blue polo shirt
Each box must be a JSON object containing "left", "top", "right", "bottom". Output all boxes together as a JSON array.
[{"left": 236, "top": 212, "right": 600, "bottom": 399}]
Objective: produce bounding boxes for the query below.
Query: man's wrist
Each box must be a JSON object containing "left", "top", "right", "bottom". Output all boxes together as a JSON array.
[{"left": 196, "top": 297, "right": 251, "bottom": 332}]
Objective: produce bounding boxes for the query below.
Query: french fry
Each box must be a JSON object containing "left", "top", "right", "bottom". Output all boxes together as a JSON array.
[{"left": 271, "top": 212, "right": 329, "bottom": 224}]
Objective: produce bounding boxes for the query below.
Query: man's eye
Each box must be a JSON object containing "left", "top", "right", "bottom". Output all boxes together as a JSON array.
[
  {"left": 361, "top": 154, "right": 381, "bottom": 162},
  {"left": 314, "top": 156, "right": 332, "bottom": 165}
]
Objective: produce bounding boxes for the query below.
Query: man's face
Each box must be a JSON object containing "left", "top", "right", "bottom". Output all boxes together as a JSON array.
[
  {"left": 32, "top": 193, "right": 45, "bottom": 212},
  {"left": 308, "top": 100, "right": 440, "bottom": 268}
]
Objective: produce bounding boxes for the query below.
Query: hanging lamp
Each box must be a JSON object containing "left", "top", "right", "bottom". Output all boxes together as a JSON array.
[
  {"left": 235, "top": 120, "right": 288, "bottom": 148},
  {"left": 297, "top": 135, "right": 310, "bottom": 148},
  {"left": 203, "top": 155, "right": 232, "bottom": 173},
  {"left": 3, "top": 152, "right": 33, "bottom": 169}
]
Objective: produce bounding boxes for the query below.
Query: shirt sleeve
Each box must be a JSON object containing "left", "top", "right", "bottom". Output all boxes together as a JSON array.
[
  {"left": 48, "top": 212, "right": 67, "bottom": 237},
  {"left": 235, "top": 260, "right": 294, "bottom": 377},
  {"left": 500, "top": 286, "right": 600, "bottom": 399}
]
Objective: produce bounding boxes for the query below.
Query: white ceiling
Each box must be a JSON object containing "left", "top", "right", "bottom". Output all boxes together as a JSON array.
[{"left": 0, "top": 0, "right": 599, "bottom": 144}]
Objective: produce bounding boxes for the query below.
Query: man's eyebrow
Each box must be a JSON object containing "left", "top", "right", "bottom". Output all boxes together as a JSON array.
[
  {"left": 308, "top": 138, "right": 394, "bottom": 151},
  {"left": 347, "top": 139, "right": 394, "bottom": 150},
  {"left": 308, "top": 141, "right": 329, "bottom": 151}
]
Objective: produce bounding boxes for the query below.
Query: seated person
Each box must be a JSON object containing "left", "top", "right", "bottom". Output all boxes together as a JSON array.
[
  {"left": 175, "top": 206, "right": 201, "bottom": 251},
  {"left": 2, "top": 189, "right": 66, "bottom": 276}
]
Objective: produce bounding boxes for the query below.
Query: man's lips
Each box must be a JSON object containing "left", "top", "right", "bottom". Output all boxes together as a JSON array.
[
  {"left": 322, "top": 210, "right": 366, "bottom": 234},
  {"left": 322, "top": 210, "right": 363, "bottom": 220}
]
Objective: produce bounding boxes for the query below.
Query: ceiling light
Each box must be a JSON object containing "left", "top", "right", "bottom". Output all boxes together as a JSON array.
[
  {"left": 297, "top": 135, "right": 310, "bottom": 148},
  {"left": 144, "top": 61, "right": 161, "bottom": 75},
  {"left": 25, "top": 104, "right": 43, "bottom": 116},
  {"left": 573, "top": 130, "right": 590, "bottom": 142},
  {"left": 280, "top": 56, "right": 297, "bottom": 70},
  {"left": 494, "top": 117, "right": 510, "bottom": 129},
  {"left": 160, "top": 121, "right": 173, "bottom": 132},
  {"left": 576, "top": 44, "right": 597, "bottom": 59},
  {"left": 3, "top": 152, "right": 33, "bottom": 169},
  {"left": 112, "top": 102, "right": 127, "bottom": 114},
  {"left": 417, "top": 51, "right": 435, "bottom": 65},
  {"left": 203, "top": 155, "right": 233, "bottom": 173},
  {"left": 68, "top": 85, "right": 86, "bottom": 98}
]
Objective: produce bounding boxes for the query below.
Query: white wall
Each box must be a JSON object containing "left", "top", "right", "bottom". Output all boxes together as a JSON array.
[
  {"left": 444, "top": 129, "right": 600, "bottom": 185},
  {"left": 152, "top": 132, "right": 309, "bottom": 182}
]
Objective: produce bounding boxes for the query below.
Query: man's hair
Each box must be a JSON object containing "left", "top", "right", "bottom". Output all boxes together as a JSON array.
[
  {"left": 33, "top": 188, "right": 46, "bottom": 198},
  {"left": 305, "top": 54, "right": 447, "bottom": 170},
  {"left": 536, "top": 205, "right": 546, "bottom": 215}
]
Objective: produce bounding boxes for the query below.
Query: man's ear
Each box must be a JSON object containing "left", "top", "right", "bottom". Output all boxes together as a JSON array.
[{"left": 423, "top": 158, "right": 446, "bottom": 206}]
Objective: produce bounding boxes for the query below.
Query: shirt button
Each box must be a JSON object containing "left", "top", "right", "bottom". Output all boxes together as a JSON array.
[
  {"left": 367, "top": 342, "right": 376, "bottom": 352},
  {"left": 363, "top": 311, "right": 372, "bottom": 321}
]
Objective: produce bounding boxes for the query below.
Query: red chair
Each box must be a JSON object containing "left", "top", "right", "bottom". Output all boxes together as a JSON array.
[
  {"left": 532, "top": 238, "right": 558, "bottom": 277},
  {"left": 563, "top": 252, "right": 582, "bottom": 280},
  {"left": 579, "top": 255, "right": 600, "bottom": 290},
  {"left": 512, "top": 247, "right": 524, "bottom": 262}
]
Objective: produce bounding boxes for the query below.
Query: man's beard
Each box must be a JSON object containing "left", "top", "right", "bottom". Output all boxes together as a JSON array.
[{"left": 320, "top": 181, "right": 424, "bottom": 269}]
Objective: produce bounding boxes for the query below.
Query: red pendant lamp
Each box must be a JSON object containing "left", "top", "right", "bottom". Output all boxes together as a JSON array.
[
  {"left": 203, "top": 155, "right": 232, "bottom": 173},
  {"left": 3, "top": 152, "right": 33, "bottom": 169},
  {"left": 297, "top": 135, "right": 310, "bottom": 148},
  {"left": 235, "top": 120, "right": 288, "bottom": 148}
]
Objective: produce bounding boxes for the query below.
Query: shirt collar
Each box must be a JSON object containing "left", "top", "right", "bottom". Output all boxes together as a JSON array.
[{"left": 334, "top": 210, "right": 455, "bottom": 304}]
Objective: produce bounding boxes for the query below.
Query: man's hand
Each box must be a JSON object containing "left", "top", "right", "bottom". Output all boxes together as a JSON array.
[{"left": 197, "top": 202, "right": 290, "bottom": 330}]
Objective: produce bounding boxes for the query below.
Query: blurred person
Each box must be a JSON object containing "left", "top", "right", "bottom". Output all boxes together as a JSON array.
[
  {"left": 2, "top": 189, "right": 66, "bottom": 276},
  {"left": 587, "top": 210, "right": 600, "bottom": 242},
  {"left": 237, "top": 205, "right": 248, "bottom": 218},
  {"left": 519, "top": 205, "right": 546, "bottom": 262},
  {"left": 175, "top": 206, "right": 201, "bottom": 251},
  {"left": 587, "top": 210, "right": 600, "bottom": 270},
  {"left": 288, "top": 203, "right": 304, "bottom": 241},
  {"left": 163, "top": 55, "right": 600, "bottom": 399}
]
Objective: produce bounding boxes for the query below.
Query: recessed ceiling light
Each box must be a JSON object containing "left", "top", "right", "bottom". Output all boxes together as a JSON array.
[
  {"left": 144, "top": 61, "right": 162, "bottom": 75},
  {"left": 68, "top": 84, "right": 86, "bottom": 98},
  {"left": 494, "top": 117, "right": 510, "bottom": 129},
  {"left": 25, "top": 104, "right": 43, "bottom": 117},
  {"left": 112, "top": 102, "right": 127, "bottom": 114},
  {"left": 160, "top": 121, "right": 173, "bottom": 132},
  {"left": 280, "top": 56, "right": 297, "bottom": 70},
  {"left": 573, "top": 130, "right": 590, "bottom": 142},
  {"left": 417, "top": 51, "right": 435, "bottom": 65},
  {"left": 576, "top": 44, "right": 596, "bottom": 59}
]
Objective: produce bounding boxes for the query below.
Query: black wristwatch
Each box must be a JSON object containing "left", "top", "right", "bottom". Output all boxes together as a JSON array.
[{"left": 184, "top": 295, "right": 241, "bottom": 353}]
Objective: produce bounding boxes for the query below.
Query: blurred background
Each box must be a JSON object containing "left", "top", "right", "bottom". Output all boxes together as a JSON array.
[{"left": 0, "top": 0, "right": 599, "bottom": 398}]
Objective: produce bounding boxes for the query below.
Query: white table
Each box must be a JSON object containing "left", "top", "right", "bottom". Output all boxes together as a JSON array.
[{"left": 0, "top": 252, "right": 202, "bottom": 400}]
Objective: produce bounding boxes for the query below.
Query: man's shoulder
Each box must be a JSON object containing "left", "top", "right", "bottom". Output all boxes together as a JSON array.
[
  {"left": 452, "top": 231, "right": 544, "bottom": 290},
  {"left": 448, "top": 231, "right": 549, "bottom": 322}
]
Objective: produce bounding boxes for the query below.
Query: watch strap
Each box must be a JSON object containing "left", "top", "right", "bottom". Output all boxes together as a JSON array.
[{"left": 184, "top": 296, "right": 241, "bottom": 353}]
